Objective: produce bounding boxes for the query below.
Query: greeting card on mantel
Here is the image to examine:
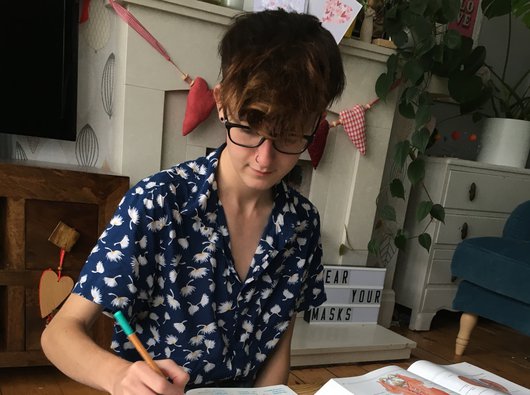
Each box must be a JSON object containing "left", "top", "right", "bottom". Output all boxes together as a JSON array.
[
  {"left": 254, "top": 0, "right": 362, "bottom": 44},
  {"left": 308, "top": 0, "right": 362, "bottom": 43}
]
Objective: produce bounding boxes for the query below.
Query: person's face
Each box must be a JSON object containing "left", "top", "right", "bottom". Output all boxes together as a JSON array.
[
  {"left": 222, "top": 118, "right": 304, "bottom": 192},
  {"left": 213, "top": 85, "right": 320, "bottom": 192}
]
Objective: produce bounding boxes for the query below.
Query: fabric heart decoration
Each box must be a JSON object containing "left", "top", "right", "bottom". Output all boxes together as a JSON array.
[
  {"left": 308, "top": 119, "right": 330, "bottom": 169},
  {"left": 39, "top": 269, "right": 74, "bottom": 318},
  {"left": 340, "top": 104, "right": 368, "bottom": 155},
  {"left": 182, "top": 77, "right": 216, "bottom": 136}
]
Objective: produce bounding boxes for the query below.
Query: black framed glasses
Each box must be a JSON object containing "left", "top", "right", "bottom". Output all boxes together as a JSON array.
[{"left": 223, "top": 116, "right": 321, "bottom": 155}]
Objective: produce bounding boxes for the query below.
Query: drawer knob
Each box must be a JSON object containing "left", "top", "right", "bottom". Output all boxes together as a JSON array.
[
  {"left": 461, "top": 222, "right": 468, "bottom": 239},
  {"left": 469, "top": 182, "right": 477, "bottom": 201}
]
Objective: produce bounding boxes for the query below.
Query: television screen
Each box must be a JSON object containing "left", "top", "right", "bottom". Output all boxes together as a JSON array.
[{"left": 0, "top": 0, "right": 79, "bottom": 141}]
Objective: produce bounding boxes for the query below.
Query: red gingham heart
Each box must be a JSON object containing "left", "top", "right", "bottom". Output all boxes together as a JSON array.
[{"left": 340, "top": 105, "right": 367, "bottom": 155}]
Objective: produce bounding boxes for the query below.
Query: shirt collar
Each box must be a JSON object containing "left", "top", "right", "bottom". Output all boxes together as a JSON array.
[
  {"left": 180, "top": 143, "right": 304, "bottom": 248},
  {"left": 180, "top": 144, "right": 223, "bottom": 217}
]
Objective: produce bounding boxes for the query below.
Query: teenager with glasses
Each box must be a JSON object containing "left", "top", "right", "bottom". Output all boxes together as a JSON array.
[{"left": 41, "top": 9, "right": 345, "bottom": 395}]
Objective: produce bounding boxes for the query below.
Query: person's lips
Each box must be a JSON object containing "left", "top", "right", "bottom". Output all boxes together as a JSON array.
[{"left": 250, "top": 167, "right": 273, "bottom": 176}]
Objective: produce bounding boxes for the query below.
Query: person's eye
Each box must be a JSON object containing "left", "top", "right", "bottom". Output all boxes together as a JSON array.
[{"left": 239, "top": 127, "right": 257, "bottom": 135}]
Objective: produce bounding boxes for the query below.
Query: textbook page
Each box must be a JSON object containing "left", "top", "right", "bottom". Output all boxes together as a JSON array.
[
  {"left": 315, "top": 365, "right": 460, "bottom": 395},
  {"left": 407, "top": 361, "right": 530, "bottom": 395},
  {"left": 186, "top": 384, "right": 297, "bottom": 395}
]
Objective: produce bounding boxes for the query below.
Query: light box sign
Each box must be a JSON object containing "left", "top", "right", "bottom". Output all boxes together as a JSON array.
[
  {"left": 304, "top": 304, "right": 380, "bottom": 323},
  {"left": 305, "top": 265, "right": 386, "bottom": 324}
]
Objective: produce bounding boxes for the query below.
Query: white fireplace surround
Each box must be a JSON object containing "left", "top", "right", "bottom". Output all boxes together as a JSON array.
[{"left": 109, "top": 0, "right": 415, "bottom": 365}]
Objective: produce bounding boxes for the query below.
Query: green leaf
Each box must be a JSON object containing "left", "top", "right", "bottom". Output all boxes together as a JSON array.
[
  {"left": 403, "top": 59, "right": 424, "bottom": 85},
  {"left": 390, "top": 178, "right": 406, "bottom": 199},
  {"left": 418, "top": 233, "right": 432, "bottom": 252},
  {"left": 418, "top": 92, "right": 433, "bottom": 106},
  {"left": 432, "top": 44, "right": 444, "bottom": 63},
  {"left": 368, "top": 239, "right": 380, "bottom": 255},
  {"left": 431, "top": 204, "right": 446, "bottom": 223},
  {"left": 448, "top": 72, "right": 484, "bottom": 104},
  {"left": 394, "top": 140, "right": 411, "bottom": 168},
  {"left": 386, "top": 4, "right": 398, "bottom": 19},
  {"left": 404, "top": 86, "right": 420, "bottom": 103},
  {"left": 387, "top": 54, "right": 398, "bottom": 77},
  {"left": 376, "top": 73, "right": 393, "bottom": 100},
  {"left": 394, "top": 232, "right": 407, "bottom": 250},
  {"left": 381, "top": 204, "right": 397, "bottom": 222},
  {"left": 416, "top": 200, "right": 433, "bottom": 221},
  {"left": 415, "top": 103, "right": 432, "bottom": 127},
  {"left": 441, "top": 0, "right": 461, "bottom": 23},
  {"left": 513, "top": 0, "right": 530, "bottom": 29},
  {"left": 463, "top": 46, "right": 486, "bottom": 76},
  {"left": 411, "top": 127, "right": 431, "bottom": 153},
  {"left": 393, "top": 30, "right": 410, "bottom": 48},
  {"left": 411, "top": 18, "right": 436, "bottom": 55},
  {"left": 443, "top": 29, "right": 462, "bottom": 50},
  {"left": 407, "top": 158, "right": 426, "bottom": 185},
  {"left": 399, "top": 101, "right": 416, "bottom": 119},
  {"left": 410, "top": 0, "right": 428, "bottom": 15},
  {"left": 482, "top": 0, "right": 511, "bottom": 19}
]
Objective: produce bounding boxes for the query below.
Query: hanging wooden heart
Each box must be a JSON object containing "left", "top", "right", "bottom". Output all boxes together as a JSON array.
[
  {"left": 39, "top": 269, "right": 74, "bottom": 318},
  {"left": 182, "top": 77, "right": 216, "bottom": 136}
]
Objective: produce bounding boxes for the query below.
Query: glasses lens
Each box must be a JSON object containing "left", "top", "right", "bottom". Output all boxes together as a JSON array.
[
  {"left": 226, "top": 120, "right": 315, "bottom": 154},
  {"left": 274, "top": 135, "right": 310, "bottom": 154},
  {"left": 228, "top": 125, "right": 263, "bottom": 147}
]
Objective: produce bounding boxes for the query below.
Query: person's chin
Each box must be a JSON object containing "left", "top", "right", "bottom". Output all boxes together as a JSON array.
[{"left": 243, "top": 169, "right": 279, "bottom": 190}]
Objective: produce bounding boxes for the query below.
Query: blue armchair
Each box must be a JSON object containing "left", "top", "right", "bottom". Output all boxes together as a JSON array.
[{"left": 451, "top": 200, "right": 530, "bottom": 355}]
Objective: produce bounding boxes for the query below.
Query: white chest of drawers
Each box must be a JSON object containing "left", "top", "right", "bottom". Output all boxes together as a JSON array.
[{"left": 393, "top": 157, "right": 530, "bottom": 330}]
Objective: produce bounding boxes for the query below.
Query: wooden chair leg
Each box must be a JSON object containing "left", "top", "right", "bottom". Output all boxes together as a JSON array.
[{"left": 455, "top": 313, "right": 478, "bottom": 356}]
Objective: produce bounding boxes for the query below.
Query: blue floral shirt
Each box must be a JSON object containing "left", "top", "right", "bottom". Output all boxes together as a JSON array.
[{"left": 73, "top": 145, "right": 326, "bottom": 386}]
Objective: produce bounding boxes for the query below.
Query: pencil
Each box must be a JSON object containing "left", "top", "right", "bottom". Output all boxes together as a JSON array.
[{"left": 113, "top": 310, "right": 166, "bottom": 378}]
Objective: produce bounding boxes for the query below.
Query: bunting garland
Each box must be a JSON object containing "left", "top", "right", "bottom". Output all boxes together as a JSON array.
[
  {"left": 85, "top": 0, "right": 398, "bottom": 168},
  {"left": 107, "top": 0, "right": 216, "bottom": 135}
]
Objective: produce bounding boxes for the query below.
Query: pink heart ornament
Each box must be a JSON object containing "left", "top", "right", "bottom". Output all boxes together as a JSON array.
[{"left": 182, "top": 77, "right": 216, "bottom": 136}]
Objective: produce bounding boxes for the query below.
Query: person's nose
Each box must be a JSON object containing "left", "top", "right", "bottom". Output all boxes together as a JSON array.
[{"left": 255, "top": 139, "right": 276, "bottom": 167}]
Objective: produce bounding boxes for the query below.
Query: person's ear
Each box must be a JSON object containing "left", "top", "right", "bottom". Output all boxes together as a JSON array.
[{"left": 213, "top": 84, "right": 225, "bottom": 121}]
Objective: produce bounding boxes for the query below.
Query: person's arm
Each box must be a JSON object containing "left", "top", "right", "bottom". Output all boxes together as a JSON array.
[
  {"left": 253, "top": 315, "right": 297, "bottom": 387},
  {"left": 41, "top": 293, "right": 189, "bottom": 395}
]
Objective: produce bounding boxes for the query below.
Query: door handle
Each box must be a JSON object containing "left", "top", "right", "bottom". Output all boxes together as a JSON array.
[
  {"left": 469, "top": 182, "right": 476, "bottom": 201},
  {"left": 461, "top": 222, "right": 468, "bottom": 239}
]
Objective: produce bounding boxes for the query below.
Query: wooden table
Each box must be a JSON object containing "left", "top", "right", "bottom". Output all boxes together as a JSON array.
[{"left": 290, "top": 383, "right": 321, "bottom": 394}]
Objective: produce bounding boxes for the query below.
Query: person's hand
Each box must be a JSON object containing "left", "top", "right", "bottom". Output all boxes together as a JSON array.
[{"left": 112, "top": 359, "right": 189, "bottom": 395}]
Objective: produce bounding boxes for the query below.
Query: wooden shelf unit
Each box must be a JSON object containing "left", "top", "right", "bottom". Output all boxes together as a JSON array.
[{"left": 0, "top": 160, "right": 129, "bottom": 367}]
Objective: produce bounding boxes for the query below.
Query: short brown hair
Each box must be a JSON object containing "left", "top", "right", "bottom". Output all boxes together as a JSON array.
[{"left": 218, "top": 9, "right": 345, "bottom": 137}]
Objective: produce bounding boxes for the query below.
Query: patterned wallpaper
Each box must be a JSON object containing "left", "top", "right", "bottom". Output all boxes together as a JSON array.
[{"left": 8, "top": 0, "right": 117, "bottom": 172}]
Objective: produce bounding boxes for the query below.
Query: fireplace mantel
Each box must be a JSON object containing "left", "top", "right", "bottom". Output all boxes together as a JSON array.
[{"left": 107, "top": 0, "right": 415, "bottom": 365}]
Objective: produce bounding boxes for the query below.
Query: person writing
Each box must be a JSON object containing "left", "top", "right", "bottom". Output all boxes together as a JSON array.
[{"left": 41, "top": 8, "right": 345, "bottom": 395}]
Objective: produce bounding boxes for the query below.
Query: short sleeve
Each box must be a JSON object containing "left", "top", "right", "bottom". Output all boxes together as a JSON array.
[{"left": 72, "top": 183, "right": 159, "bottom": 315}]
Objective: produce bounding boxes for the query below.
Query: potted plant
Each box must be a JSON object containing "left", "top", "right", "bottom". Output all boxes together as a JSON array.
[
  {"left": 368, "top": 0, "right": 529, "bottom": 260},
  {"left": 471, "top": 0, "right": 530, "bottom": 168}
]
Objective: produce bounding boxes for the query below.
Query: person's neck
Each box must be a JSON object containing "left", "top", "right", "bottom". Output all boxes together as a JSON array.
[{"left": 217, "top": 151, "right": 273, "bottom": 214}]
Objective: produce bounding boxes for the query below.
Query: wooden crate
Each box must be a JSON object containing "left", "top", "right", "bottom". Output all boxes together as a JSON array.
[{"left": 0, "top": 159, "right": 129, "bottom": 367}]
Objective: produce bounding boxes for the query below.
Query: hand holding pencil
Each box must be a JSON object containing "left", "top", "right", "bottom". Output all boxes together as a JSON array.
[{"left": 113, "top": 310, "right": 189, "bottom": 394}]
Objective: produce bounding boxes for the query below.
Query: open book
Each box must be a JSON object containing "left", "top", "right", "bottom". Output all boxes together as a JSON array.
[
  {"left": 315, "top": 361, "right": 530, "bottom": 395},
  {"left": 186, "top": 384, "right": 296, "bottom": 395}
]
